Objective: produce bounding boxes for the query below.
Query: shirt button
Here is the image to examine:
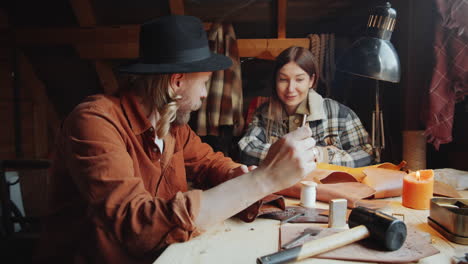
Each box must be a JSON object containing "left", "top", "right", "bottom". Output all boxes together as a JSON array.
[
  {"left": 294, "top": 119, "right": 300, "bottom": 124},
  {"left": 149, "top": 127, "right": 154, "bottom": 132}
]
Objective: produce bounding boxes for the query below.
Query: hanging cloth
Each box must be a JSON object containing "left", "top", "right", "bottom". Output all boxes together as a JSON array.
[
  {"left": 196, "top": 23, "right": 244, "bottom": 137},
  {"left": 308, "top": 33, "right": 335, "bottom": 97},
  {"left": 424, "top": 0, "right": 468, "bottom": 149}
]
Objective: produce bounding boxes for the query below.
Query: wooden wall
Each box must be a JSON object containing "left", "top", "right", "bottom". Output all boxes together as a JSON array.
[{"left": 0, "top": 0, "right": 466, "bottom": 168}]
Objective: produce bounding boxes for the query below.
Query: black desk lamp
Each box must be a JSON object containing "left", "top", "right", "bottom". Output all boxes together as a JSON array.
[{"left": 337, "top": 2, "right": 401, "bottom": 163}]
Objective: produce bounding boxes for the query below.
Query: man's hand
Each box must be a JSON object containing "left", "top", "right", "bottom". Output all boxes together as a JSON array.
[
  {"left": 259, "top": 126, "right": 317, "bottom": 192},
  {"left": 195, "top": 127, "right": 316, "bottom": 229}
]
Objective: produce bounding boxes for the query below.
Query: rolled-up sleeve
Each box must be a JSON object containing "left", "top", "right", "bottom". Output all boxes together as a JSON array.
[
  {"left": 177, "top": 125, "right": 241, "bottom": 189},
  {"left": 64, "top": 105, "right": 202, "bottom": 256}
]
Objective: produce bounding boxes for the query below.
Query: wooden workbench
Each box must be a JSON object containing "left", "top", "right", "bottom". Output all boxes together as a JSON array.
[{"left": 154, "top": 191, "right": 468, "bottom": 264}]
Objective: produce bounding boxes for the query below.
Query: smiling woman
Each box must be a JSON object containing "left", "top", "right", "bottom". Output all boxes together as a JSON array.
[{"left": 238, "top": 46, "right": 374, "bottom": 168}]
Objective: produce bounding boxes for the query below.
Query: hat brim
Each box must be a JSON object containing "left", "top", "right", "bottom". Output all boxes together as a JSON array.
[{"left": 118, "top": 52, "right": 232, "bottom": 74}]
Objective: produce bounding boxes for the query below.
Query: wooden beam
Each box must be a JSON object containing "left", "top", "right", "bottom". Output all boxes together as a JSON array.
[
  {"left": 0, "top": 9, "right": 10, "bottom": 60},
  {"left": 93, "top": 60, "right": 119, "bottom": 94},
  {"left": 169, "top": 0, "right": 185, "bottom": 15},
  {"left": 70, "top": 0, "right": 119, "bottom": 95},
  {"left": 17, "top": 51, "right": 59, "bottom": 158},
  {"left": 0, "top": 8, "right": 8, "bottom": 29},
  {"left": 5, "top": 27, "right": 310, "bottom": 59},
  {"left": 277, "top": 0, "right": 287, "bottom": 39},
  {"left": 75, "top": 43, "right": 139, "bottom": 59},
  {"left": 238, "top": 38, "right": 309, "bottom": 59},
  {"left": 69, "top": 0, "right": 97, "bottom": 27},
  {"left": 11, "top": 26, "right": 140, "bottom": 45}
]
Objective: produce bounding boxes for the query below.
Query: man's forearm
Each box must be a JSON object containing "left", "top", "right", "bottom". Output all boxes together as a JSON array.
[{"left": 194, "top": 168, "right": 272, "bottom": 229}]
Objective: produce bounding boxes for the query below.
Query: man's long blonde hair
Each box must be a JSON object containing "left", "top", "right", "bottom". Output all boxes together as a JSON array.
[{"left": 122, "top": 74, "right": 180, "bottom": 138}]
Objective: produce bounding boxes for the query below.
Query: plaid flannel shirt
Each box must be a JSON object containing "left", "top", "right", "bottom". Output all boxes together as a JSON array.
[
  {"left": 239, "top": 90, "right": 373, "bottom": 167},
  {"left": 424, "top": 0, "right": 468, "bottom": 149}
]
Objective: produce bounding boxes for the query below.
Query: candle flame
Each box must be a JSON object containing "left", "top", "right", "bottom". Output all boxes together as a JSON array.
[{"left": 416, "top": 171, "right": 420, "bottom": 181}]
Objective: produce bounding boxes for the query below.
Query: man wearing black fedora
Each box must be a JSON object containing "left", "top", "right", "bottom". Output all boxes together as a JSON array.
[{"left": 35, "top": 15, "right": 318, "bottom": 263}]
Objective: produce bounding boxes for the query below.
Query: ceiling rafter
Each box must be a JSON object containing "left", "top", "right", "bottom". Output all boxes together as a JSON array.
[
  {"left": 169, "top": 0, "right": 185, "bottom": 15},
  {"left": 277, "top": 0, "right": 287, "bottom": 39},
  {"left": 70, "top": 0, "right": 118, "bottom": 95},
  {"left": 4, "top": 26, "right": 309, "bottom": 59},
  {"left": 70, "top": 0, "right": 97, "bottom": 26}
]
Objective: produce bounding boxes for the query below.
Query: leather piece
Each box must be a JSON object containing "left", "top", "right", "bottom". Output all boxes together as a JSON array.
[
  {"left": 276, "top": 162, "right": 407, "bottom": 209},
  {"left": 276, "top": 182, "right": 380, "bottom": 209},
  {"left": 362, "top": 168, "right": 406, "bottom": 198},
  {"left": 434, "top": 180, "right": 463, "bottom": 198},
  {"left": 280, "top": 224, "right": 439, "bottom": 263},
  {"left": 316, "top": 161, "right": 407, "bottom": 182},
  {"left": 260, "top": 206, "right": 328, "bottom": 223},
  {"left": 236, "top": 194, "right": 286, "bottom": 223},
  {"left": 316, "top": 182, "right": 376, "bottom": 208},
  {"left": 312, "top": 169, "right": 358, "bottom": 183}
]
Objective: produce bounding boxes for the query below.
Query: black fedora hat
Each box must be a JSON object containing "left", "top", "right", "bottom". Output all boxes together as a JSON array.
[{"left": 118, "top": 15, "right": 232, "bottom": 74}]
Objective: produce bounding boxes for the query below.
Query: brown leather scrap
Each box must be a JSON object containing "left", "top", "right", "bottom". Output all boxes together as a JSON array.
[
  {"left": 362, "top": 168, "right": 406, "bottom": 198},
  {"left": 434, "top": 180, "right": 463, "bottom": 198},
  {"left": 236, "top": 194, "right": 286, "bottom": 223},
  {"left": 260, "top": 206, "right": 328, "bottom": 223},
  {"left": 276, "top": 161, "right": 408, "bottom": 209}
]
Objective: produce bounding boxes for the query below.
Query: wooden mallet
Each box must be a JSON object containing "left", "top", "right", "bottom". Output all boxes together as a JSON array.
[{"left": 257, "top": 206, "right": 407, "bottom": 264}]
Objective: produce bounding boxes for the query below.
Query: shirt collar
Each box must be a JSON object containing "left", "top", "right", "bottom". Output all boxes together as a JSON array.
[
  {"left": 284, "top": 89, "right": 326, "bottom": 121},
  {"left": 259, "top": 89, "right": 326, "bottom": 122},
  {"left": 120, "top": 91, "right": 153, "bottom": 135},
  {"left": 305, "top": 89, "right": 326, "bottom": 121}
]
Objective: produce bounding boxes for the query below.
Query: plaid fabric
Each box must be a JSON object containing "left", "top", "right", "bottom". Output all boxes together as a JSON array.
[
  {"left": 196, "top": 23, "right": 244, "bottom": 136},
  {"left": 425, "top": 0, "right": 468, "bottom": 149},
  {"left": 244, "top": 96, "right": 270, "bottom": 127},
  {"left": 308, "top": 33, "right": 335, "bottom": 97},
  {"left": 239, "top": 91, "right": 373, "bottom": 167}
]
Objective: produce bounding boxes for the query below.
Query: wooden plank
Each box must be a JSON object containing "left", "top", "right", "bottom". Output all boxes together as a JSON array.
[
  {"left": 12, "top": 26, "right": 140, "bottom": 45},
  {"left": 0, "top": 102, "right": 15, "bottom": 159},
  {"left": 277, "top": 0, "right": 287, "bottom": 39},
  {"left": 75, "top": 42, "right": 139, "bottom": 59},
  {"left": 77, "top": 39, "right": 309, "bottom": 59},
  {"left": 94, "top": 60, "right": 118, "bottom": 94},
  {"left": 0, "top": 59, "right": 13, "bottom": 99},
  {"left": 237, "top": 38, "right": 309, "bottom": 59},
  {"left": 0, "top": 8, "right": 8, "bottom": 29},
  {"left": 169, "top": 0, "right": 185, "bottom": 15},
  {"left": 71, "top": 0, "right": 119, "bottom": 95},
  {"left": 8, "top": 27, "right": 310, "bottom": 59},
  {"left": 18, "top": 52, "right": 50, "bottom": 158},
  {"left": 69, "top": 0, "right": 97, "bottom": 27}
]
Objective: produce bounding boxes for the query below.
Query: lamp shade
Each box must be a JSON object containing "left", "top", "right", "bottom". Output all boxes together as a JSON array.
[{"left": 337, "top": 2, "right": 401, "bottom": 83}]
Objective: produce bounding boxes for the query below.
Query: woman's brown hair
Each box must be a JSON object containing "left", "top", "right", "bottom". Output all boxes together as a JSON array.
[{"left": 266, "top": 46, "right": 319, "bottom": 142}]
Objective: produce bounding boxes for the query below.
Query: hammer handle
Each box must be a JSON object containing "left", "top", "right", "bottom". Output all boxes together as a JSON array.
[{"left": 257, "top": 225, "right": 370, "bottom": 264}]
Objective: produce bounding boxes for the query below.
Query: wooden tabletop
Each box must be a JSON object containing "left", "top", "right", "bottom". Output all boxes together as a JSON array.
[{"left": 154, "top": 191, "right": 468, "bottom": 264}]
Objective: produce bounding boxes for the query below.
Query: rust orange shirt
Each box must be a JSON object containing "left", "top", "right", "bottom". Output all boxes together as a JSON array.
[{"left": 35, "top": 92, "right": 240, "bottom": 263}]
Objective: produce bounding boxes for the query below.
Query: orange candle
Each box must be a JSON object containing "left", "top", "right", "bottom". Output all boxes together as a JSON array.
[{"left": 402, "top": 170, "right": 434, "bottom": 209}]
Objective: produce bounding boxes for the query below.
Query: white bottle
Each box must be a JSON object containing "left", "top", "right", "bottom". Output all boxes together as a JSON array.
[{"left": 300, "top": 181, "right": 317, "bottom": 208}]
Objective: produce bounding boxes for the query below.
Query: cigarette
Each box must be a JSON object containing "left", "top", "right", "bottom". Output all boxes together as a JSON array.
[{"left": 302, "top": 114, "right": 307, "bottom": 127}]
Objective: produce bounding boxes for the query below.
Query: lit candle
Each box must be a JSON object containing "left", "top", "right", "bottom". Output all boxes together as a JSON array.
[{"left": 402, "top": 170, "right": 434, "bottom": 209}]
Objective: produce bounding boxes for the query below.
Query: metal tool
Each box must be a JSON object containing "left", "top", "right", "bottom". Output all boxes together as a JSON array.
[
  {"left": 260, "top": 206, "right": 328, "bottom": 223},
  {"left": 281, "top": 228, "right": 321, "bottom": 249},
  {"left": 257, "top": 206, "right": 407, "bottom": 264},
  {"left": 280, "top": 213, "right": 304, "bottom": 224},
  {"left": 428, "top": 198, "right": 468, "bottom": 245}
]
